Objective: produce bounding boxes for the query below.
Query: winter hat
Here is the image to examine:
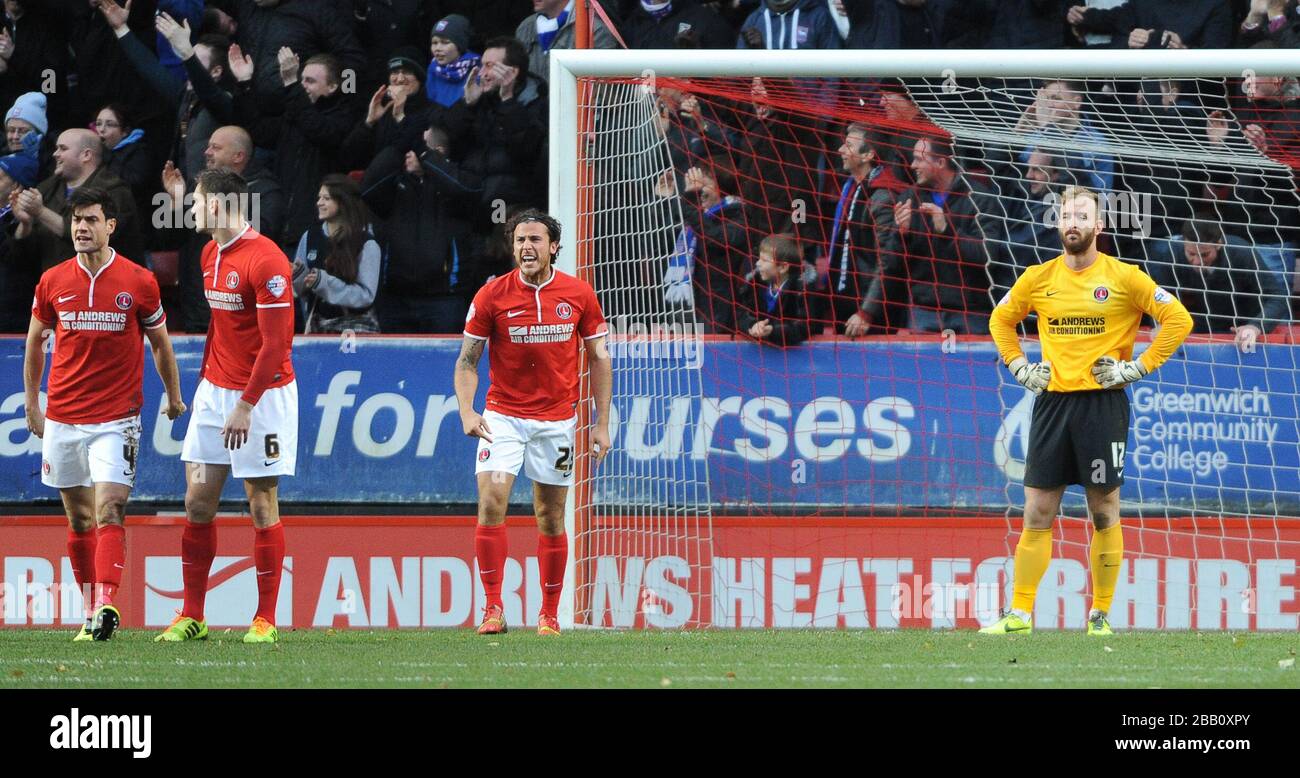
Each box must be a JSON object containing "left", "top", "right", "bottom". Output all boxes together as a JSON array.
[
  {"left": 0, "top": 131, "right": 41, "bottom": 187},
  {"left": 430, "top": 14, "right": 472, "bottom": 55},
  {"left": 5, "top": 92, "right": 48, "bottom": 137},
  {"left": 388, "top": 46, "right": 426, "bottom": 82}
]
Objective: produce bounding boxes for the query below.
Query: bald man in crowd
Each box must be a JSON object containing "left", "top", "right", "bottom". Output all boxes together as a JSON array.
[
  {"left": 8, "top": 128, "right": 144, "bottom": 270},
  {"left": 164, "top": 125, "right": 285, "bottom": 243},
  {"left": 161, "top": 125, "right": 285, "bottom": 331}
]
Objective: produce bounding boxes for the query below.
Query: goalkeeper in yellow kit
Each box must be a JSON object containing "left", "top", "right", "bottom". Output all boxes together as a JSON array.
[{"left": 982, "top": 186, "right": 1193, "bottom": 636}]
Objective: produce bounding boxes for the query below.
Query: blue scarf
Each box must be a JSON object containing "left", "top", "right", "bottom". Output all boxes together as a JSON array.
[
  {"left": 764, "top": 281, "right": 784, "bottom": 314},
  {"left": 428, "top": 52, "right": 479, "bottom": 86},
  {"left": 112, "top": 128, "right": 145, "bottom": 151},
  {"left": 426, "top": 52, "right": 481, "bottom": 106},
  {"left": 668, "top": 196, "right": 734, "bottom": 277},
  {"left": 828, "top": 168, "right": 881, "bottom": 293},
  {"left": 643, "top": 1, "right": 674, "bottom": 20},
  {"left": 538, "top": 9, "right": 570, "bottom": 52}
]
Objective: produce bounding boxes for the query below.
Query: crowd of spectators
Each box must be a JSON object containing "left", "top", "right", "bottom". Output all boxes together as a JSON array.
[
  {"left": 652, "top": 69, "right": 1299, "bottom": 351},
  {"left": 0, "top": 0, "right": 1295, "bottom": 345}
]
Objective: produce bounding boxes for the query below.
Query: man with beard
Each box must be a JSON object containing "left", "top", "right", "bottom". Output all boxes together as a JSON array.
[
  {"left": 982, "top": 186, "right": 1192, "bottom": 637},
  {"left": 456, "top": 210, "right": 612, "bottom": 637}
]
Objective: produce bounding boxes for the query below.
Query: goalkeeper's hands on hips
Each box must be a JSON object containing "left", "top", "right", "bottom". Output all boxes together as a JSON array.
[
  {"left": 1008, "top": 356, "right": 1052, "bottom": 394},
  {"left": 1091, "top": 355, "right": 1148, "bottom": 389}
]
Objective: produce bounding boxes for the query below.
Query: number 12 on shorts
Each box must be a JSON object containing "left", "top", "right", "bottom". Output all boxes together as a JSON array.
[{"left": 1111, "top": 441, "right": 1125, "bottom": 474}]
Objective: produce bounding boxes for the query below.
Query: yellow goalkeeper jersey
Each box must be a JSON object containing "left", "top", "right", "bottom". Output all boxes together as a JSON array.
[{"left": 990, "top": 251, "right": 1193, "bottom": 392}]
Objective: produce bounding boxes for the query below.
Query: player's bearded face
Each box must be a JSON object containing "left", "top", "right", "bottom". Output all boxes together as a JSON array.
[
  {"left": 513, "top": 222, "right": 557, "bottom": 275},
  {"left": 1058, "top": 197, "right": 1100, "bottom": 253}
]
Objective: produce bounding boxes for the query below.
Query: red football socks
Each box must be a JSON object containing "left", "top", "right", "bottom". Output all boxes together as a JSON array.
[
  {"left": 93, "top": 524, "right": 125, "bottom": 607},
  {"left": 66, "top": 528, "right": 97, "bottom": 618},
  {"left": 475, "top": 524, "right": 508, "bottom": 608},
  {"left": 180, "top": 522, "right": 217, "bottom": 621},
  {"left": 538, "top": 532, "right": 568, "bottom": 618},
  {"left": 253, "top": 523, "right": 286, "bottom": 623}
]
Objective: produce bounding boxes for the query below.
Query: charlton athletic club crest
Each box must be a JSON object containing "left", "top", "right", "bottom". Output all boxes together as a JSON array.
[
  {"left": 225, "top": 270, "right": 240, "bottom": 289},
  {"left": 478, "top": 449, "right": 491, "bottom": 462},
  {"left": 1093, "top": 286, "right": 1109, "bottom": 303},
  {"left": 556, "top": 302, "right": 573, "bottom": 320},
  {"left": 115, "top": 291, "right": 133, "bottom": 310}
]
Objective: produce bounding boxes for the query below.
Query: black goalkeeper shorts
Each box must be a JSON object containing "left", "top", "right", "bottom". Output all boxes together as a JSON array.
[{"left": 1023, "top": 389, "right": 1130, "bottom": 490}]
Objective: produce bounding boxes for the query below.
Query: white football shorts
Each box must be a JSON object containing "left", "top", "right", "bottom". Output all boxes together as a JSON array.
[
  {"left": 181, "top": 378, "right": 298, "bottom": 479},
  {"left": 474, "top": 410, "right": 577, "bottom": 487},
  {"left": 41, "top": 415, "right": 142, "bottom": 489}
]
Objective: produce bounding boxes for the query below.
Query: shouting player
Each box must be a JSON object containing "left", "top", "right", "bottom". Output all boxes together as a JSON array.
[
  {"left": 983, "top": 185, "right": 1192, "bottom": 636},
  {"left": 157, "top": 169, "right": 297, "bottom": 644},
  {"left": 456, "top": 209, "right": 612, "bottom": 636},
  {"left": 24, "top": 187, "right": 185, "bottom": 641}
]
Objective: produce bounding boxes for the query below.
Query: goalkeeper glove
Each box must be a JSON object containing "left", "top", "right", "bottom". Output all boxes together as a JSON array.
[
  {"left": 663, "top": 255, "right": 693, "bottom": 305},
  {"left": 1091, "top": 356, "right": 1148, "bottom": 389},
  {"left": 1008, "top": 356, "right": 1051, "bottom": 394}
]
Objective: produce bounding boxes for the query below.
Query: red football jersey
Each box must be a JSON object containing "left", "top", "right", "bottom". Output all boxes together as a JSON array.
[
  {"left": 200, "top": 226, "right": 295, "bottom": 391},
  {"left": 464, "top": 268, "right": 607, "bottom": 421},
  {"left": 31, "top": 250, "right": 165, "bottom": 424}
]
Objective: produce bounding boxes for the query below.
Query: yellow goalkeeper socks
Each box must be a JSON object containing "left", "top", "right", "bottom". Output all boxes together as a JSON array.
[
  {"left": 1090, "top": 523, "right": 1124, "bottom": 613},
  {"left": 1011, "top": 528, "right": 1053, "bottom": 615}
]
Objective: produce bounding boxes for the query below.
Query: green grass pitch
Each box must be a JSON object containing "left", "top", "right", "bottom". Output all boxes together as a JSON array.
[{"left": 2, "top": 629, "right": 1297, "bottom": 688}]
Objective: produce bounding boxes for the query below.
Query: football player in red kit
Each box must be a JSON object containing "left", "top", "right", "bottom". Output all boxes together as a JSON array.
[
  {"left": 157, "top": 169, "right": 296, "bottom": 644},
  {"left": 24, "top": 187, "right": 186, "bottom": 641},
  {"left": 456, "top": 209, "right": 613, "bottom": 636}
]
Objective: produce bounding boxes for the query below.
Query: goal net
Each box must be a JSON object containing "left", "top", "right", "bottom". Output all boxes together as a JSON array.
[{"left": 552, "top": 50, "right": 1300, "bottom": 631}]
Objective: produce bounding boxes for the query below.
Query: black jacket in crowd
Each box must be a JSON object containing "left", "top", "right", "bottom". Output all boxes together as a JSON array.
[
  {"left": 681, "top": 194, "right": 755, "bottom": 333},
  {"left": 237, "top": 81, "right": 362, "bottom": 248},
  {"left": 842, "top": 0, "right": 942, "bottom": 49},
  {"left": 824, "top": 164, "right": 909, "bottom": 332},
  {"left": 1, "top": 4, "right": 70, "bottom": 127},
  {"left": 63, "top": 0, "right": 168, "bottom": 129},
  {"left": 440, "top": 73, "right": 548, "bottom": 218},
  {"left": 1148, "top": 235, "right": 1291, "bottom": 335},
  {"left": 361, "top": 145, "right": 482, "bottom": 298},
  {"left": 625, "top": 0, "right": 736, "bottom": 49},
  {"left": 0, "top": 207, "right": 36, "bottom": 332},
  {"left": 233, "top": 0, "right": 367, "bottom": 100},
  {"left": 115, "top": 27, "right": 239, "bottom": 183},
  {"left": 736, "top": 271, "right": 813, "bottom": 347},
  {"left": 896, "top": 173, "right": 1001, "bottom": 321},
  {"left": 353, "top": 0, "right": 437, "bottom": 90},
  {"left": 730, "top": 106, "right": 820, "bottom": 235},
  {"left": 104, "top": 139, "right": 155, "bottom": 239},
  {"left": 1075, "top": 0, "right": 1233, "bottom": 49},
  {"left": 945, "top": 0, "right": 1068, "bottom": 49},
  {"left": 341, "top": 88, "right": 433, "bottom": 171}
]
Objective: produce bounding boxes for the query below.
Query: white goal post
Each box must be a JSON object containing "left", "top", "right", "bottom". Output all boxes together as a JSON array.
[{"left": 549, "top": 48, "right": 1300, "bottom": 631}]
